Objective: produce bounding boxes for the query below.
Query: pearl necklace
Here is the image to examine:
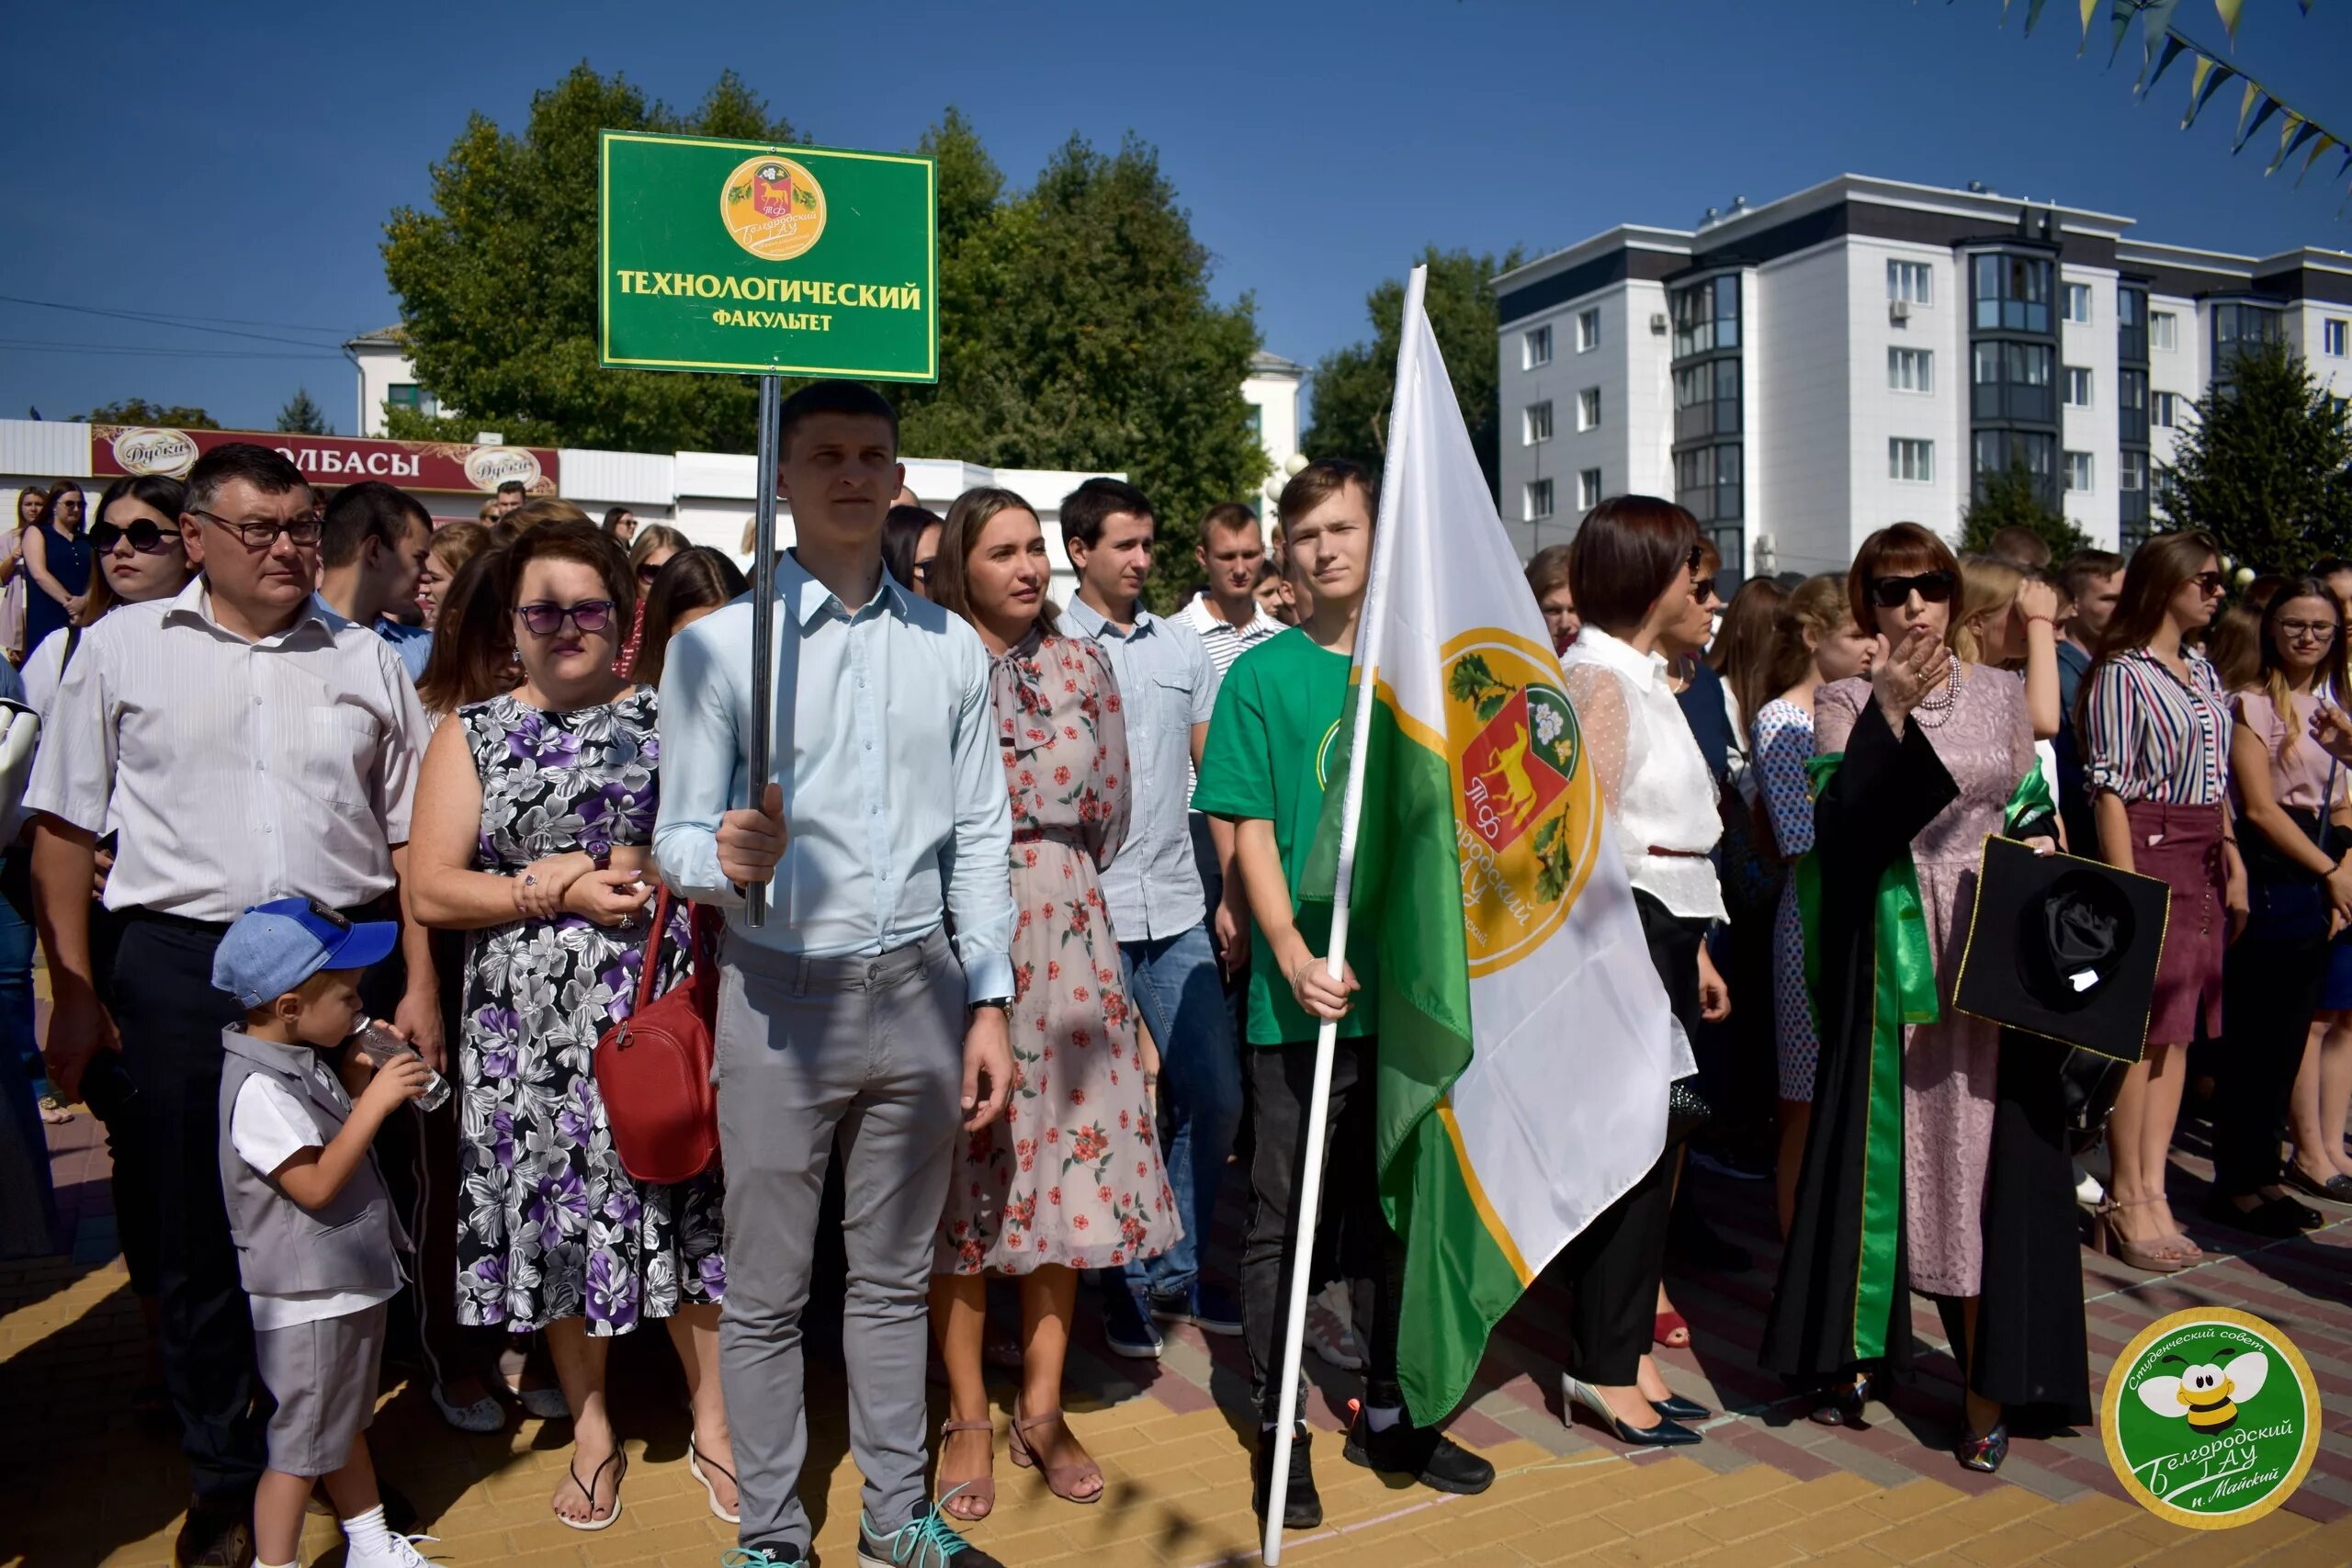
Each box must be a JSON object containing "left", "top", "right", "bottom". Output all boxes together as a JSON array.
[{"left": 1915, "top": 653, "right": 1962, "bottom": 728}]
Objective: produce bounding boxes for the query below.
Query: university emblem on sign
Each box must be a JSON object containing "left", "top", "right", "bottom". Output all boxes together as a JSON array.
[
  {"left": 1442, "top": 636, "right": 1599, "bottom": 976},
  {"left": 2103, "top": 1306, "right": 2321, "bottom": 1529},
  {"left": 721, "top": 154, "right": 828, "bottom": 261}
]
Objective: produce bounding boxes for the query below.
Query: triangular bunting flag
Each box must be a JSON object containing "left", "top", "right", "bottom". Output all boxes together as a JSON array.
[
  {"left": 2184, "top": 57, "right": 2234, "bottom": 129},
  {"left": 2237, "top": 90, "right": 2281, "bottom": 152},
  {"left": 2140, "top": 34, "right": 2190, "bottom": 95},
  {"left": 2295, "top": 134, "right": 2339, "bottom": 187},
  {"left": 2212, "top": 0, "right": 2244, "bottom": 43},
  {"left": 2267, "top": 114, "right": 2316, "bottom": 176}
]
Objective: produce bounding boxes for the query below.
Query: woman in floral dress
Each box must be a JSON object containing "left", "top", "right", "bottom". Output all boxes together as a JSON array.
[
  {"left": 927, "top": 487, "right": 1178, "bottom": 1518},
  {"left": 411, "top": 521, "right": 734, "bottom": 1531}
]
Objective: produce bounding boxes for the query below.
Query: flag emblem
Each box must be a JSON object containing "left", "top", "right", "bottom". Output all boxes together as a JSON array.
[{"left": 720, "top": 154, "right": 828, "bottom": 261}]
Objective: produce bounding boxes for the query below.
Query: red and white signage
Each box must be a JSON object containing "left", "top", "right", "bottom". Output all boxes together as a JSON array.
[{"left": 92, "top": 425, "right": 559, "bottom": 496}]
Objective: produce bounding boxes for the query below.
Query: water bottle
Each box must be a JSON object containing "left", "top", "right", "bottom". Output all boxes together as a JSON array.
[{"left": 346, "top": 1021, "right": 453, "bottom": 1113}]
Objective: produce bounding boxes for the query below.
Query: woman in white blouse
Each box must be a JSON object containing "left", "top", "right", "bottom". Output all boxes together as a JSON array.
[{"left": 1551, "top": 495, "right": 1728, "bottom": 1449}]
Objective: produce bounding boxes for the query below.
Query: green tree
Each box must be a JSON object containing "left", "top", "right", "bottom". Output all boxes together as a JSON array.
[
  {"left": 1960, "top": 460, "right": 2088, "bottom": 559},
  {"left": 897, "top": 118, "right": 1263, "bottom": 608},
  {"left": 276, "top": 386, "right": 329, "bottom": 434},
  {"left": 79, "top": 399, "right": 219, "bottom": 429},
  {"left": 381, "top": 64, "right": 797, "bottom": 454},
  {"left": 2159, "top": 339, "right": 2352, "bottom": 573},
  {"left": 1302, "top": 245, "right": 1528, "bottom": 503}
]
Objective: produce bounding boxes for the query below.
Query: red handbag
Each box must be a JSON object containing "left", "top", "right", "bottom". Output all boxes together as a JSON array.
[{"left": 593, "top": 886, "right": 720, "bottom": 1184}]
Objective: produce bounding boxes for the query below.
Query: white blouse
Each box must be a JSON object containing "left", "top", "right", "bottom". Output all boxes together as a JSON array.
[{"left": 1560, "top": 626, "right": 1727, "bottom": 921}]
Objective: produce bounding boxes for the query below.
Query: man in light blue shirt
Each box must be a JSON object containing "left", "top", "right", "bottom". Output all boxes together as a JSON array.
[
  {"left": 1058, "top": 479, "right": 1244, "bottom": 1359},
  {"left": 315, "top": 481, "right": 434, "bottom": 684},
  {"left": 654, "top": 381, "right": 1016, "bottom": 1568}
]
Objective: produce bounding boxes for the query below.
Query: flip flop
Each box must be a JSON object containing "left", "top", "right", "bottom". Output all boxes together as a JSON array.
[
  {"left": 554, "top": 1449, "right": 627, "bottom": 1531},
  {"left": 688, "top": 1435, "right": 740, "bottom": 1524},
  {"left": 1010, "top": 1407, "right": 1102, "bottom": 1506}
]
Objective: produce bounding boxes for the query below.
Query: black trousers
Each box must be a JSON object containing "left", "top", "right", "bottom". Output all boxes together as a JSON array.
[
  {"left": 1241, "top": 1034, "right": 1404, "bottom": 1420},
  {"left": 2214, "top": 903, "right": 2332, "bottom": 1198},
  {"left": 1554, "top": 890, "right": 1701, "bottom": 1386},
  {"left": 109, "top": 914, "right": 262, "bottom": 1506}
]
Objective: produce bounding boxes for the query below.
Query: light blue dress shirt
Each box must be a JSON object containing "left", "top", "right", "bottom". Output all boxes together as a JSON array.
[
  {"left": 1060, "top": 596, "right": 1216, "bottom": 942},
  {"left": 652, "top": 553, "right": 1015, "bottom": 1003}
]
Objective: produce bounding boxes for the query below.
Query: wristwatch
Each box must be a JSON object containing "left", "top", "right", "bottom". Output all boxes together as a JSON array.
[{"left": 970, "top": 997, "right": 1012, "bottom": 1017}]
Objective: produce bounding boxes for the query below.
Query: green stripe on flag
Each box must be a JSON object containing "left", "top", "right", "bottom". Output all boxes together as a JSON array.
[{"left": 1390, "top": 1097, "right": 1534, "bottom": 1419}]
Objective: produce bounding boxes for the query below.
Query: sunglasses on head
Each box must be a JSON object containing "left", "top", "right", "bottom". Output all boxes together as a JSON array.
[
  {"left": 91, "top": 519, "right": 177, "bottom": 554},
  {"left": 1867, "top": 570, "right": 1957, "bottom": 608}
]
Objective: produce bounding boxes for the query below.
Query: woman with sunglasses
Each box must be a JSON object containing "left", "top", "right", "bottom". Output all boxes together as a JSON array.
[
  {"left": 2210, "top": 581, "right": 2347, "bottom": 1236},
  {"left": 2080, "top": 530, "right": 2243, "bottom": 1271},
  {"left": 1763, "top": 523, "right": 2086, "bottom": 1476},
  {"left": 613, "top": 524, "right": 688, "bottom": 675},
  {"left": 21, "top": 479, "right": 91, "bottom": 660},
  {"left": 409, "top": 520, "right": 733, "bottom": 1532}
]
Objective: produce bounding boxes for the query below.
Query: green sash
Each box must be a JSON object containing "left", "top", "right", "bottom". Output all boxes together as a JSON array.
[{"left": 1792, "top": 755, "right": 2056, "bottom": 1362}]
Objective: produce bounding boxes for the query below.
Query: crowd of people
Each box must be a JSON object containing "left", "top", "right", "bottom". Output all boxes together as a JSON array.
[{"left": 2, "top": 379, "right": 2347, "bottom": 1568}]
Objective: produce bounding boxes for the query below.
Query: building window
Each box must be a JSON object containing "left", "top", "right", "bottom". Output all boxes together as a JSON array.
[
  {"left": 1973, "top": 340, "right": 2056, "bottom": 423},
  {"left": 1577, "top": 309, "right": 1600, "bottom": 353},
  {"left": 1524, "top": 478, "right": 1554, "bottom": 522},
  {"left": 2119, "top": 450, "right": 2147, "bottom": 493},
  {"left": 1522, "top": 400, "right": 1554, "bottom": 446},
  {"left": 2117, "top": 288, "right": 2141, "bottom": 327},
  {"left": 1522, "top": 325, "right": 1552, "bottom": 368},
  {"left": 2064, "top": 451, "right": 2095, "bottom": 492},
  {"left": 2153, "top": 390, "right": 2180, "bottom": 428},
  {"left": 2118, "top": 369, "right": 2147, "bottom": 412},
  {"left": 1673, "top": 359, "right": 1741, "bottom": 441},
  {"left": 1888, "top": 439, "right": 1935, "bottom": 484},
  {"left": 2063, "top": 283, "right": 2093, "bottom": 324},
  {"left": 1973, "top": 253, "right": 2052, "bottom": 333},
  {"left": 1671, "top": 275, "right": 1740, "bottom": 357},
  {"left": 1674, "top": 444, "right": 1742, "bottom": 522},
  {"left": 1887, "top": 347, "right": 1933, "bottom": 393},
  {"left": 2063, "top": 367, "right": 2093, "bottom": 408},
  {"left": 1577, "top": 468, "right": 1602, "bottom": 511},
  {"left": 2153, "top": 465, "right": 2180, "bottom": 503},
  {"left": 1973, "top": 430, "right": 2059, "bottom": 489},
  {"left": 2326, "top": 319, "right": 2348, "bottom": 357},
  {"left": 1577, "top": 387, "right": 1601, "bottom": 432},
  {"left": 1887, "top": 260, "right": 1933, "bottom": 305},
  {"left": 2151, "top": 311, "right": 2178, "bottom": 353}
]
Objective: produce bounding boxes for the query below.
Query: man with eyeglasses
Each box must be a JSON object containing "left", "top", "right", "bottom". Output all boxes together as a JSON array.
[{"left": 25, "top": 442, "right": 429, "bottom": 1568}]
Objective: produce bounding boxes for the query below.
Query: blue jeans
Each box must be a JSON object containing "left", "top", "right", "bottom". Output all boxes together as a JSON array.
[{"left": 1119, "top": 924, "right": 1243, "bottom": 1297}]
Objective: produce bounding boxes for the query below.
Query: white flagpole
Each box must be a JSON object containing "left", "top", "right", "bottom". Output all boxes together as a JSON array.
[{"left": 1262, "top": 264, "right": 1425, "bottom": 1566}]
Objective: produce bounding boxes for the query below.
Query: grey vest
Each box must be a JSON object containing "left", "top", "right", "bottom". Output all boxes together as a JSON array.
[{"left": 217, "top": 1029, "right": 405, "bottom": 1300}]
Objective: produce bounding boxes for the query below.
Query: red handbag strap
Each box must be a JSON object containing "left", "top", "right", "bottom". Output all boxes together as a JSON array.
[{"left": 635, "top": 882, "right": 675, "bottom": 1013}]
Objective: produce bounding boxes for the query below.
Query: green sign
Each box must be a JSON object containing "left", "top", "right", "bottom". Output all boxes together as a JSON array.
[
  {"left": 598, "top": 131, "right": 936, "bottom": 382},
  {"left": 2102, "top": 1306, "right": 2321, "bottom": 1530}
]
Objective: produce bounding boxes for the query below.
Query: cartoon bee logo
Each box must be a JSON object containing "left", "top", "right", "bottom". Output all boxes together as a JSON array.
[{"left": 2137, "top": 1348, "right": 2270, "bottom": 1434}]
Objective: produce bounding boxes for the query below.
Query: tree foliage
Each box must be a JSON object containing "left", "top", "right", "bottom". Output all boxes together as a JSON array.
[
  {"left": 2158, "top": 339, "right": 2352, "bottom": 574},
  {"left": 80, "top": 398, "right": 219, "bottom": 429},
  {"left": 276, "top": 386, "right": 329, "bottom": 434},
  {"left": 1960, "top": 460, "right": 2088, "bottom": 559},
  {"left": 1302, "top": 245, "right": 1527, "bottom": 503}
]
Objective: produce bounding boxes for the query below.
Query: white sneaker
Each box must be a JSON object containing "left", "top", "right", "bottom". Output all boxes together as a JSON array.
[
  {"left": 1306, "top": 1282, "right": 1364, "bottom": 1371},
  {"left": 347, "top": 1532, "right": 439, "bottom": 1568},
  {"left": 2075, "top": 1164, "right": 2106, "bottom": 1208}
]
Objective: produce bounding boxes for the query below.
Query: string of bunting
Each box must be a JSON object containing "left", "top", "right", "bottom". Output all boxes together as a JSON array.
[{"left": 1985, "top": 0, "right": 2350, "bottom": 210}]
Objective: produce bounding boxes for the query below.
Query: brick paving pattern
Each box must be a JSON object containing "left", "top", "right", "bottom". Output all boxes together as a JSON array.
[{"left": 7, "top": 1087, "right": 2350, "bottom": 1565}]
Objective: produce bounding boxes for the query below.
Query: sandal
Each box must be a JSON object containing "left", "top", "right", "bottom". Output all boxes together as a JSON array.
[
  {"left": 1009, "top": 1406, "right": 1102, "bottom": 1506},
  {"left": 553, "top": 1449, "right": 627, "bottom": 1531},
  {"left": 688, "top": 1434, "right": 741, "bottom": 1524},
  {"left": 935, "top": 1417, "right": 996, "bottom": 1522},
  {"left": 2091, "top": 1198, "right": 2187, "bottom": 1274},
  {"left": 39, "top": 1093, "right": 73, "bottom": 1126},
  {"left": 1653, "top": 1310, "right": 1690, "bottom": 1349}
]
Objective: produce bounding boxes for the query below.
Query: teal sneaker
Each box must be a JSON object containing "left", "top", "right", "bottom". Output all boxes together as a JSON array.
[
  {"left": 721, "top": 1549, "right": 806, "bottom": 1568},
  {"left": 856, "top": 1495, "right": 1005, "bottom": 1568}
]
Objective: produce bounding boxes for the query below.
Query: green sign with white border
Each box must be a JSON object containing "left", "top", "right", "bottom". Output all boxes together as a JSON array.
[{"left": 598, "top": 130, "right": 936, "bottom": 381}]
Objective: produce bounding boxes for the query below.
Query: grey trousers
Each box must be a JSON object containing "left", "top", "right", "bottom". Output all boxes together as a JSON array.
[{"left": 715, "top": 927, "right": 967, "bottom": 1551}]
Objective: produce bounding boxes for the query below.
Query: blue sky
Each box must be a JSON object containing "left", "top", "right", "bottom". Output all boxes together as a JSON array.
[{"left": 4, "top": 0, "right": 2347, "bottom": 438}]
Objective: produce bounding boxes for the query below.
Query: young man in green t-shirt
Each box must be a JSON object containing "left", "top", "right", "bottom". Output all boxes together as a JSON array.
[{"left": 1193, "top": 458, "right": 1493, "bottom": 1530}]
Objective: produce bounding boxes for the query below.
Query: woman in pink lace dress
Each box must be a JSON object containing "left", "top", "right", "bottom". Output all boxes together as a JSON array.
[{"left": 926, "top": 487, "right": 1178, "bottom": 1519}]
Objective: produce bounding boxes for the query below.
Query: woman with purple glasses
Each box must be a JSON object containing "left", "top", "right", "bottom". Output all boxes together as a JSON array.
[{"left": 408, "top": 519, "right": 732, "bottom": 1533}]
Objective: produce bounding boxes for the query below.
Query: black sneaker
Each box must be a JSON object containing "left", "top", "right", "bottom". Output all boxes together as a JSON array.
[
  {"left": 1148, "top": 1280, "right": 1243, "bottom": 1336},
  {"left": 1250, "top": 1425, "right": 1322, "bottom": 1529},
  {"left": 1342, "top": 1405, "right": 1496, "bottom": 1495},
  {"left": 1101, "top": 1280, "right": 1165, "bottom": 1359}
]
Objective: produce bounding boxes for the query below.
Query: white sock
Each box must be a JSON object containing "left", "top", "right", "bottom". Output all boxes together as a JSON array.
[
  {"left": 1363, "top": 1404, "right": 1403, "bottom": 1431},
  {"left": 259, "top": 1560, "right": 299, "bottom": 1568},
  {"left": 342, "top": 1504, "right": 391, "bottom": 1558}
]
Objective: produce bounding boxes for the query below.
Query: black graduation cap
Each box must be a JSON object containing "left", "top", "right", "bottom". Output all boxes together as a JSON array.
[{"left": 1951, "top": 835, "right": 2169, "bottom": 1065}]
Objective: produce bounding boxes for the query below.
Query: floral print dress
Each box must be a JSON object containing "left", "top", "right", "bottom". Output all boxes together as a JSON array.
[
  {"left": 936, "top": 630, "right": 1180, "bottom": 1275},
  {"left": 452, "top": 689, "right": 726, "bottom": 1335}
]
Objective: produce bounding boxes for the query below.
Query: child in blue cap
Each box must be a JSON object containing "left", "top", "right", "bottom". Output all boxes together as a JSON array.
[{"left": 212, "top": 897, "right": 433, "bottom": 1568}]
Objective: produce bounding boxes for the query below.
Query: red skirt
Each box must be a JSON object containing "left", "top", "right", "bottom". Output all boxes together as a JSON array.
[{"left": 2125, "top": 800, "right": 2226, "bottom": 1048}]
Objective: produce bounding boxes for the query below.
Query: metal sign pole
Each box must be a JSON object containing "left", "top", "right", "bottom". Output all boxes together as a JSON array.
[{"left": 746, "top": 374, "right": 780, "bottom": 928}]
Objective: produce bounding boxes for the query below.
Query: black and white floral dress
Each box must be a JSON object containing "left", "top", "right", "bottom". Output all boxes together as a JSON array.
[{"left": 451, "top": 689, "right": 726, "bottom": 1336}]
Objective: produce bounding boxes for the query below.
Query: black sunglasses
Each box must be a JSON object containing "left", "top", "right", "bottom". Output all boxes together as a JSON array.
[
  {"left": 514, "top": 599, "right": 616, "bottom": 637},
  {"left": 91, "top": 519, "right": 178, "bottom": 554},
  {"left": 1867, "top": 570, "right": 1957, "bottom": 609},
  {"left": 2188, "top": 570, "right": 2227, "bottom": 595}
]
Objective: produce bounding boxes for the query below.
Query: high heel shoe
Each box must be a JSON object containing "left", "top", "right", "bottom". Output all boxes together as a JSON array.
[
  {"left": 1009, "top": 1405, "right": 1103, "bottom": 1505},
  {"left": 2091, "top": 1198, "right": 2186, "bottom": 1274},
  {"left": 933, "top": 1418, "right": 995, "bottom": 1521},
  {"left": 1650, "top": 1393, "right": 1711, "bottom": 1423},
  {"left": 1562, "top": 1375, "right": 1701, "bottom": 1446},
  {"left": 1955, "top": 1421, "right": 2008, "bottom": 1474},
  {"left": 1807, "top": 1371, "right": 1872, "bottom": 1429}
]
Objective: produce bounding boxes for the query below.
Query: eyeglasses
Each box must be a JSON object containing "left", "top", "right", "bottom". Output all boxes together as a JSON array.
[
  {"left": 91, "top": 519, "right": 178, "bottom": 554},
  {"left": 2278, "top": 618, "right": 2338, "bottom": 644},
  {"left": 514, "top": 599, "right": 616, "bottom": 637},
  {"left": 635, "top": 559, "right": 669, "bottom": 583},
  {"left": 1867, "top": 570, "right": 1957, "bottom": 608},
  {"left": 190, "top": 508, "right": 322, "bottom": 550},
  {"left": 2189, "top": 571, "right": 2227, "bottom": 596}
]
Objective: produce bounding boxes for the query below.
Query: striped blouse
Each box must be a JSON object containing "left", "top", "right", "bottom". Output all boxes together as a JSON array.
[{"left": 2081, "top": 648, "right": 2231, "bottom": 807}]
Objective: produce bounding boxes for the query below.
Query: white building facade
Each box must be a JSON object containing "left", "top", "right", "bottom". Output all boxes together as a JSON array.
[{"left": 1496, "top": 175, "right": 2352, "bottom": 576}]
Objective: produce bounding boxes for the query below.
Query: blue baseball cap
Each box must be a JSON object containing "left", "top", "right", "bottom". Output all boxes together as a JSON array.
[{"left": 212, "top": 897, "right": 399, "bottom": 1010}]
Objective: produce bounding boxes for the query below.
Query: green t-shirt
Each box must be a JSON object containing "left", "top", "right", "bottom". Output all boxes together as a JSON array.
[{"left": 1193, "top": 626, "right": 1377, "bottom": 1045}]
